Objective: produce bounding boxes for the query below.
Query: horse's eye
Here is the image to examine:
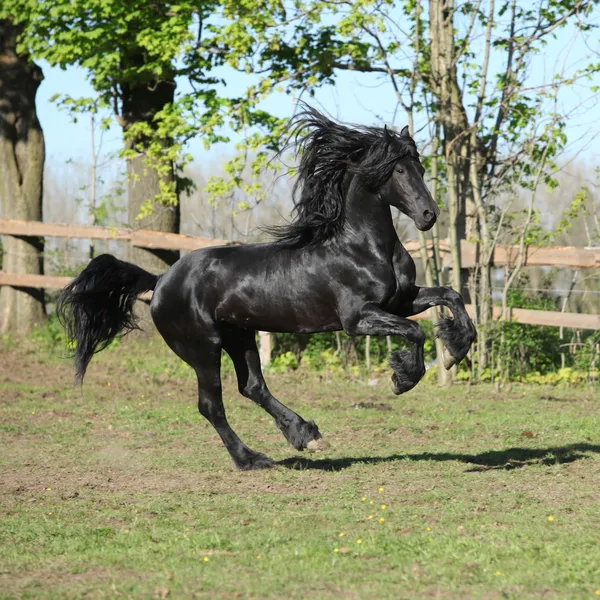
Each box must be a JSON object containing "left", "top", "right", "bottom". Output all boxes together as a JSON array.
[{"left": 396, "top": 168, "right": 404, "bottom": 174}]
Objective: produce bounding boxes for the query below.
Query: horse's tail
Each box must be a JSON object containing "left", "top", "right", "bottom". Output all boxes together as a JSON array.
[{"left": 56, "top": 254, "right": 159, "bottom": 384}]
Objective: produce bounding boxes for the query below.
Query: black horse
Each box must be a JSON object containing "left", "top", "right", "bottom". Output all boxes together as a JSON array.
[{"left": 58, "top": 106, "right": 476, "bottom": 470}]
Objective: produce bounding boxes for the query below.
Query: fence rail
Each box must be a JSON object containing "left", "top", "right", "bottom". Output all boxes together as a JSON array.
[
  {"left": 1, "top": 218, "right": 599, "bottom": 330},
  {"left": 0, "top": 218, "right": 233, "bottom": 251},
  {"left": 2, "top": 218, "right": 599, "bottom": 267}
]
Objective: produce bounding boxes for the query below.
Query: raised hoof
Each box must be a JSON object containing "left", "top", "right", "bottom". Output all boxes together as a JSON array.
[
  {"left": 237, "top": 452, "right": 274, "bottom": 471},
  {"left": 442, "top": 349, "right": 457, "bottom": 370},
  {"left": 391, "top": 373, "right": 415, "bottom": 395},
  {"left": 435, "top": 315, "right": 476, "bottom": 368},
  {"left": 389, "top": 349, "right": 424, "bottom": 395},
  {"left": 306, "top": 438, "right": 330, "bottom": 453}
]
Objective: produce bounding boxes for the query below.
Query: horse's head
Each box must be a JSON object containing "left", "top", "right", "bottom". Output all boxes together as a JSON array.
[
  {"left": 270, "top": 106, "right": 441, "bottom": 248},
  {"left": 380, "top": 126, "right": 439, "bottom": 231}
]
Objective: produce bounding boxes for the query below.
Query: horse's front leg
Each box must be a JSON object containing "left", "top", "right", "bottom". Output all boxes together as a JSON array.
[
  {"left": 342, "top": 303, "right": 426, "bottom": 395},
  {"left": 401, "top": 286, "right": 477, "bottom": 370}
]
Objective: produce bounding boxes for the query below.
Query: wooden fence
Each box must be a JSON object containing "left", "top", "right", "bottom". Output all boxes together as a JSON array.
[{"left": 1, "top": 218, "right": 599, "bottom": 331}]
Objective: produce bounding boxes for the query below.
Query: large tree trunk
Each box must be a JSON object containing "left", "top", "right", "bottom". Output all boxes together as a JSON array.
[
  {"left": 0, "top": 20, "right": 45, "bottom": 335},
  {"left": 126, "top": 152, "right": 180, "bottom": 273},
  {"left": 117, "top": 55, "right": 180, "bottom": 330},
  {"left": 120, "top": 66, "right": 180, "bottom": 275}
]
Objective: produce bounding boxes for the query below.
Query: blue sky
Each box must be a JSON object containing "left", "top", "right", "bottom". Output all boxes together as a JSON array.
[{"left": 38, "top": 63, "right": 414, "bottom": 167}]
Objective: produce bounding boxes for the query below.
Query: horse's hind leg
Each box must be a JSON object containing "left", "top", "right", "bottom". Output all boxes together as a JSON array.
[
  {"left": 155, "top": 322, "right": 273, "bottom": 470},
  {"left": 222, "top": 327, "right": 328, "bottom": 453}
]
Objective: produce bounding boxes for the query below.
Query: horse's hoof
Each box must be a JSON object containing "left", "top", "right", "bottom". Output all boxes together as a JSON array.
[
  {"left": 391, "top": 373, "right": 415, "bottom": 395},
  {"left": 442, "top": 349, "right": 457, "bottom": 370},
  {"left": 307, "top": 438, "right": 330, "bottom": 453},
  {"left": 238, "top": 452, "right": 274, "bottom": 471}
]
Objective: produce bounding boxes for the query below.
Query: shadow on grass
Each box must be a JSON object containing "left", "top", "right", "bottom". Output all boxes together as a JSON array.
[{"left": 277, "top": 443, "right": 600, "bottom": 472}]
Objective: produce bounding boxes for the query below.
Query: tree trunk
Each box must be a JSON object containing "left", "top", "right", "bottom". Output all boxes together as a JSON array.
[
  {"left": 120, "top": 66, "right": 180, "bottom": 274},
  {"left": 418, "top": 128, "right": 449, "bottom": 386},
  {"left": 0, "top": 20, "right": 45, "bottom": 335},
  {"left": 428, "top": 0, "right": 475, "bottom": 300},
  {"left": 126, "top": 152, "right": 180, "bottom": 273},
  {"left": 259, "top": 331, "right": 273, "bottom": 366}
]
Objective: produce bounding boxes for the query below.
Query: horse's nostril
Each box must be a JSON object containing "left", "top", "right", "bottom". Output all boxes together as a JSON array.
[{"left": 423, "top": 209, "right": 435, "bottom": 221}]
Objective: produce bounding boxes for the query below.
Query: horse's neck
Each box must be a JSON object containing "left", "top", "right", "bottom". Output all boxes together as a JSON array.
[{"left": 342, "top": 179, "right": 398, "bottom": 256}]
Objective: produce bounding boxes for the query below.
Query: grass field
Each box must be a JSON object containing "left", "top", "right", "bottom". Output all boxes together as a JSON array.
[{"left": 1, "top": 332, "right": 599, "bottom": 599}]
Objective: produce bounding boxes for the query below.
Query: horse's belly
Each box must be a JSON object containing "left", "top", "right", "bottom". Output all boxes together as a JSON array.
[{"left": 216, "top": 290, "right": 341, "bottom": 334}]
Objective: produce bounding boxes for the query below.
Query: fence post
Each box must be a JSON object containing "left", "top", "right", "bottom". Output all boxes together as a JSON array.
[{"left": 259, "top": 331, "right": 273, "bottom": 366}]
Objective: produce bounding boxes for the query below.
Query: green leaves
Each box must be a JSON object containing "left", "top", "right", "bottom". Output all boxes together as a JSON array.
[{"left": 555, "top": 187, "right": 593, "bottom": 236}]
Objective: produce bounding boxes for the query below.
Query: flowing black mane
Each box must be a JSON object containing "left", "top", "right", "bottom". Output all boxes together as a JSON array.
[{"left": 270, "top": 105, "right": 418, "bottom": 248}]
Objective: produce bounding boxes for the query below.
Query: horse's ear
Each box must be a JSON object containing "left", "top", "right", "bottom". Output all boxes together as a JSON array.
[
  {"left": 400, "top": 125, "right": 410, "bottom": 138},
  {"left": 384, "top": 124, "right": 393, "bottom": 142}
]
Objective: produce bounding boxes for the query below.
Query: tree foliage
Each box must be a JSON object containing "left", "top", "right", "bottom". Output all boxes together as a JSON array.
[
  {"left": 1, "top": 1, "right": 290, "bottom": 207},
  {"left": 4, "top": 1, "right": 598, "bottom": 209}
]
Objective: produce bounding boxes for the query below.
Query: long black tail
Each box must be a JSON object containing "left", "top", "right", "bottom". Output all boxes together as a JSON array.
[{"left": 56, "top": 254, "right": 159, "bottom": 384}]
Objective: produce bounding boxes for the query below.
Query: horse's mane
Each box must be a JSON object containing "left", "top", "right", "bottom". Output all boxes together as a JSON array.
[{"left": 269, "top": 104, "right": 418, "bottom": 249}]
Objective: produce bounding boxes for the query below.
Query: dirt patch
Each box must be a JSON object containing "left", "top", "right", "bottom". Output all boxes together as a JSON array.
[
  {"left": 1, "top": 457, "right": 351, "bottom": 505},
  {"left": 0, "top": 351, "right": 71, "bottom": 390},
  {"left": 0, "top": 565, "right": 146, "bottom": 597}
]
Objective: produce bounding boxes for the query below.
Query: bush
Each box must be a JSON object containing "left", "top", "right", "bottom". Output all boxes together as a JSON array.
[
  {"left": 487, "top": 285, "right": 598, "bottom": 383},
  {"left": 271, "top": 321, "right": 437, "bottom": 372}
]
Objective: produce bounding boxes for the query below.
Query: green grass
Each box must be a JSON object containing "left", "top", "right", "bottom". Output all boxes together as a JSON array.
[{"left": 1, "top": 335, "right": 599, "bottom": 599}]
